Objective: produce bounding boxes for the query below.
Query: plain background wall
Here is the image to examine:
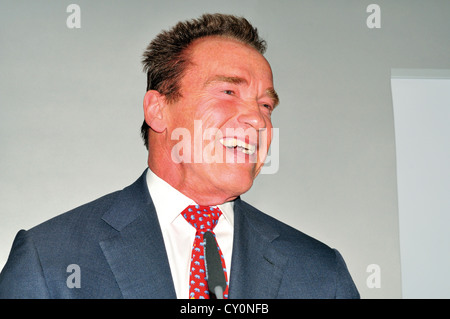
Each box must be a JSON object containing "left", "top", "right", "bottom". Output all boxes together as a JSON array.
[
  {"left": 392, "top": 74, "right": 450, "bottom": 298},
  {"left": 1, "top": 0, "right": 449, "bottom": 298}
]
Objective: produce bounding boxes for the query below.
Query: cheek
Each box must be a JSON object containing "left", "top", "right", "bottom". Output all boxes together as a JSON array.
[
  {"left": 258, "top": 120, "right": 273, "bottom": 155},
  {"left": 167, "top": 102, "right": 193, "bottom": 129},
  {"left": 195, "top": 100, "right": 236, "bottom": 128}
]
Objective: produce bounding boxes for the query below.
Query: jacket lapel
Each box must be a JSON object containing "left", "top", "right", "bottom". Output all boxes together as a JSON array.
[
  {"left": 99, "top": 171, "right": 176, "bottom": 298},
  {"left": 228, "top": 198, "right": 288, "bottom": 299}
]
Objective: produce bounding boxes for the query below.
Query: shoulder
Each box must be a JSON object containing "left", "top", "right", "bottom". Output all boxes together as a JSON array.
[
  {"left": 237, "top": 199, "right": 332, "bottom": 255},
  {"left": 0, "top": 190, "right": 123, "bottom": 298},
  {"left": 0, "top": 171, "right": 149, "bottom": 298},
  {"left": 14, "top": 189, "right": 123, "bottom": 272},
  {"left": 237, "top": 198, "right": 360, "bottom": 298},
  {"left": 27, "top": 190, "right": 121, "bottom": 243},
  {"left": 26, "top": 169, "right": 149, "bottom": 241}
]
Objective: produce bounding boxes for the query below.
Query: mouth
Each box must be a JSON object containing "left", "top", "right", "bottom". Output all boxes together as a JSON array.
[{"left": 219, "top": 137, "right": 256, "bottom": 155}]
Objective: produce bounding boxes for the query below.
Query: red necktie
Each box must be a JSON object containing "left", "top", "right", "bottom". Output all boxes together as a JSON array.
[{"left": 182, "top": 204, "right": 229, "bottom": 299}]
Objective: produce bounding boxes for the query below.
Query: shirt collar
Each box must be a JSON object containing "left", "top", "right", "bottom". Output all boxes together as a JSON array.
[{"left": 145, "top": 168, "right": 234, "bottom": 227}]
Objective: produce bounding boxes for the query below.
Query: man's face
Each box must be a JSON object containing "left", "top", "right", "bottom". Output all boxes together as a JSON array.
[{"left": 158, "top": 36, "right": 278, "bottom": 204}]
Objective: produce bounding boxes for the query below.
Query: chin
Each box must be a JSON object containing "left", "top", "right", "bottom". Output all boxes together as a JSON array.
[{"left": 216, "top": 168, "right": 255, "bottom": 197}]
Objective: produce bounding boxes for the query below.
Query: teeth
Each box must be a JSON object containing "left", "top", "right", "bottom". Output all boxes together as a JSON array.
[
  {"left": 219, "top": 138, "right": 256, "bottom": 155},
  {"left": 219, "top": 138, "right": 237, "bottom": 148}
]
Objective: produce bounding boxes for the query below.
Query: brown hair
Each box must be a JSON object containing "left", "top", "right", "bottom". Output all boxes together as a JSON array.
[{"left": 140, "top": 13, "right": 267, "bottom": 149}]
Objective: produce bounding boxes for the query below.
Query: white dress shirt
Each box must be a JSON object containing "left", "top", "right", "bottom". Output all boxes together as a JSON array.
[{"left": 145, "top": 168, "right": 234, "bottom": 299}]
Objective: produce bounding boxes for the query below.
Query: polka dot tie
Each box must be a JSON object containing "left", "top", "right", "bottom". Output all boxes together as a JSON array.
[{"left": 182, "top": 204, "right": 229, "bottom": 299}]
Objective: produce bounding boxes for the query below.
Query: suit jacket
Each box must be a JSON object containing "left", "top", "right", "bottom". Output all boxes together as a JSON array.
[{"left": 0, "top": 170, "right": 359, "bottom": 298}]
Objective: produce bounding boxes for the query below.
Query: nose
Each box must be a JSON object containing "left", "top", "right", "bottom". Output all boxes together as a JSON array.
[{"left": 237, "top": 102, "right": 267, "bottom": 130}]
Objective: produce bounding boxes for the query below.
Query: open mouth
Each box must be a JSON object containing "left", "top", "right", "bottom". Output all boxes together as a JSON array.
[{"left": 219, "top": 137, "right": 256, "bottom": 155}]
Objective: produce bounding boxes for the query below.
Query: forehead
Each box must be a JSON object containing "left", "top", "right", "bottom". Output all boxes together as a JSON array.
[{"left": 184, "top": 36, "right": 273, "bottom": 84}]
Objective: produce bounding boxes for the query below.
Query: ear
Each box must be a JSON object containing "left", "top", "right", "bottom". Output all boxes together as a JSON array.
[{"left": 143, "top": 90, "right": 167, "bottom": 133}]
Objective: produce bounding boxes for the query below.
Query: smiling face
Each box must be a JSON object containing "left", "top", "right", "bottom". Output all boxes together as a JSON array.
[{"left": 145, "top": 36, "right": 278, "bottom": 205}]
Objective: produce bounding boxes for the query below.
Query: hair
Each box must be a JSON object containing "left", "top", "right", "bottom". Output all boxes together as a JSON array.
[{"left": 140, "top": 13, "right": 267, "bottom": 149}]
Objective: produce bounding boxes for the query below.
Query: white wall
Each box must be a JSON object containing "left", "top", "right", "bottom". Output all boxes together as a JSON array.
[{"left": 391, "top": 70, "right": 450, "bottom": 298}]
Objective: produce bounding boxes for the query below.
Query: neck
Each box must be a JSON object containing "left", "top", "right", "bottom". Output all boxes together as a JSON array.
[{"left": 148, "top": 160, "right": 239, "bottom": 206}]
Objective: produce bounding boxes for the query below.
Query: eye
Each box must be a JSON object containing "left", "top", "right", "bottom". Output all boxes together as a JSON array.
[
  {"left": 223, "top": 90, "right": 235, "bottom": 95},
  {"left": 261, "top": 103, "right": 273, "bottom": 110}
]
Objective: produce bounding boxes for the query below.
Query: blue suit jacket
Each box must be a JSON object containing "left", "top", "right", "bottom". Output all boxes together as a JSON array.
[{"left": 0, "top": 170, "right": 359, "bottom": 298}]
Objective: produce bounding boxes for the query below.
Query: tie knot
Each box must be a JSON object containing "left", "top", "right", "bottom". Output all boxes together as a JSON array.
[{"left": 182, "top": 205, "right": 222, "bottom": 232}]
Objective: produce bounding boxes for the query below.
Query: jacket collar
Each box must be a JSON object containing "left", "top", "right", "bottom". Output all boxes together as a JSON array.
[
  {"left": 100, "top": 169, "right": 177, "bottom": 298},
  {"left": 228, "top": 198, "right": 288, "bottom": 298}
]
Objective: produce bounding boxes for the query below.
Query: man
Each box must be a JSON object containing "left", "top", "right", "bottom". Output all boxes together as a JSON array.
[{"left": 0, "top": 13, "right": 359, "bottom": 299}]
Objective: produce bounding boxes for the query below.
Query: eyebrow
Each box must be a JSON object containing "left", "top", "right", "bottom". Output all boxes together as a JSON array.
[
  {"left": 205, "top": 75, "right": 248, "bottom": 86},
  {"left": 266, "top": 87, "right": 280, "bottom": 108},
  {"left": 205, "top": 75, "right": 280, "bottom": 108}
]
